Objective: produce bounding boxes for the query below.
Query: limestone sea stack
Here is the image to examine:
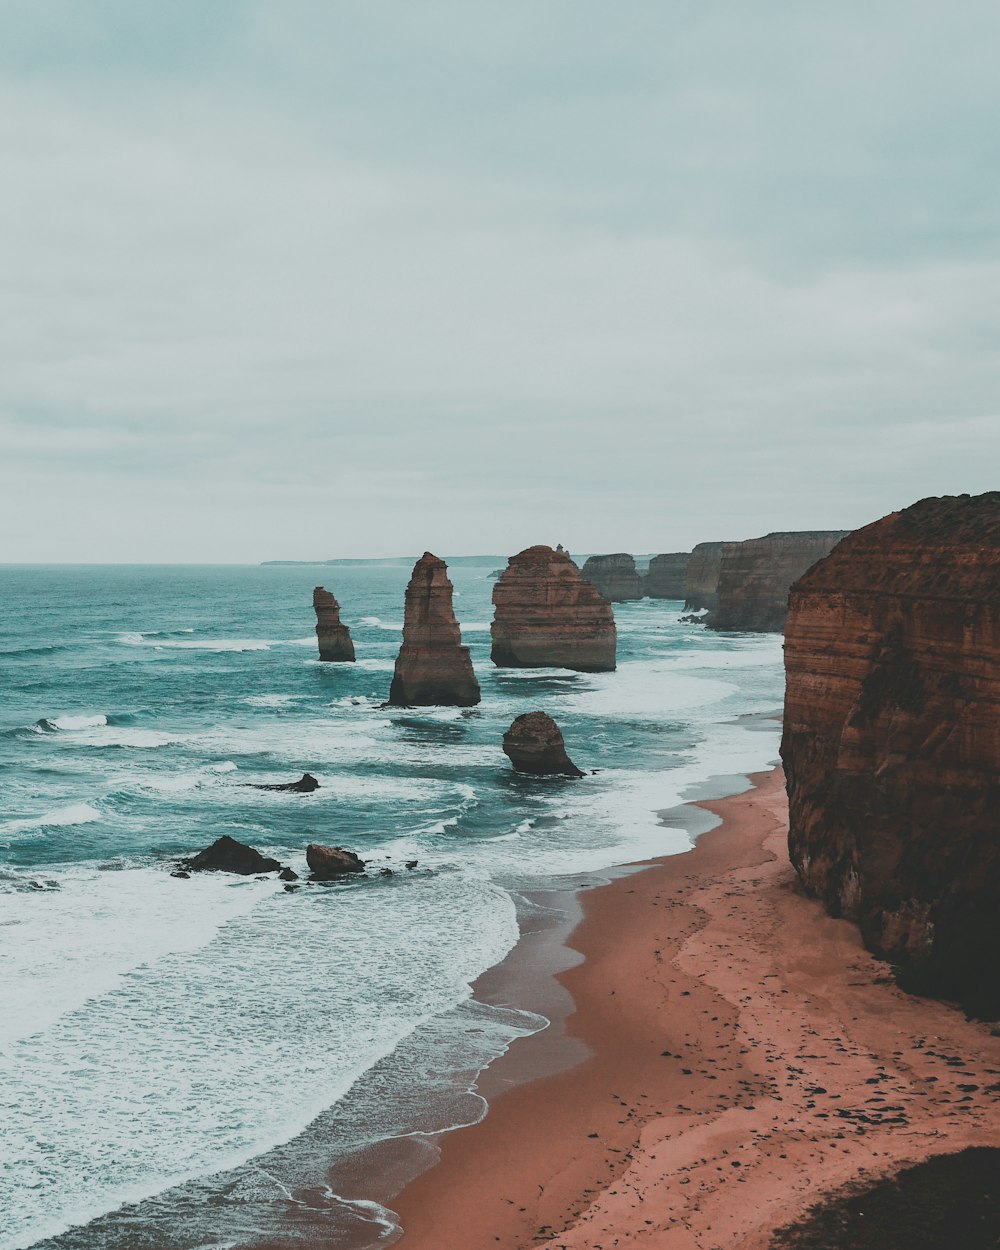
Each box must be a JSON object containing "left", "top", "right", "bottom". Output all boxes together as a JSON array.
[
  {"left": 683, "top": 541, "right": 726, "bottom": 612},
  {"left": 781, "top": 493, "right": 1000, "bottom": 1017},
  {"left": 645, "top": 552, "right": 691, "bottom": 599},
  {"left": 581, "top": 553, "right": 642, "bottom": 602},
  {"left": 491, "top": 545, "right": 616, "bottom": 672},
  {"left": 502, "top": 712, "right": 584, "bottom": 777},
  {"left": 706, "top": 530, "right": 851, "bottom": 632},
  {"left": 387, "top": 553, "right": 481, "bottom": 706},
  {"left": 313, "top": 587, "right": 356, "bottom": 662}
]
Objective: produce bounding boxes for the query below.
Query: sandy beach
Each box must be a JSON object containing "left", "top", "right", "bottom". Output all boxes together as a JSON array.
[{"left": 392, "top": 767, "right": 1000, "bottom": 1249}]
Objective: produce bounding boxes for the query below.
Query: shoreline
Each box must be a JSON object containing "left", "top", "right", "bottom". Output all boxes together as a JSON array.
[{"left": 389, "top": 766, "right": 1000, "bottom": 1249}]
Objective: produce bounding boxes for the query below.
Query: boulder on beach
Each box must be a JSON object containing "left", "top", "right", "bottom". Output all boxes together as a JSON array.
[
  {"left": 180, "top": 834, "right": 284, "bottom": 875},
  {"left": 306, "top": 843, "right": 366, "bottom": 878},
  {"left": 502, "top": 712, "right": 584, "bottom": 778},
  {"left": 246, "top": 773, "right": 320, "bottom": 793}
]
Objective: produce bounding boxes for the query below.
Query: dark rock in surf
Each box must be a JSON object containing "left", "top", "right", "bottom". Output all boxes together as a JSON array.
[
  {"left": 246, "top": 773, "right": 320, "bottom": 793},
  {"left": 306, "top": 843, "right": 366, "bottom": 879},
  {"left": 503, "top": 712, "right": 585, "bottom": 778},
  {"left": 180, "top": 835, "right": 284, "bottom": 876}
]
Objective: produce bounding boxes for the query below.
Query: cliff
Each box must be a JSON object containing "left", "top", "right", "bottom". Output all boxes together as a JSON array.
[
  {"left": 683, "top": 542, "right": 726, "bottom": 611},
  {"left": 387, "top": 553, "right": 481, "bottom": 707},
  {"left": 706, "top": 531, "right": 850, "bottom": 632},
  {"left": 580, "top": 553, "right": 643, "bottom": 602},
  {"left": 645, "top": 552, "right": 691, "bottom": 599},
  {"left": 502, "top": 712, "right": 584, "bottom": 777},
  {"left": 313, "top": 587, "right": 356, "bottom": 662},
  {"left": 491, "top": 545, "right": 616, "bottom": 672},
  {"left": 780, "top": 493, "right": 1000, "bottom": 1017}
]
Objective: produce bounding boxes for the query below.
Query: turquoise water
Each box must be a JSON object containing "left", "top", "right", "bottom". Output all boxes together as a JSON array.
[{"left": 0, "top": 563, "right": 784, "bottom": 1249}]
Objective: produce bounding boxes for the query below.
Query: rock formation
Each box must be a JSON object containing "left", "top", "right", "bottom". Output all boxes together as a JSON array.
[
  {"left": 491, "top": 545, "right": 617, "bottom": 672},
  {"left": 502, "top": 712, "right": 584, "bottom": 777},
  {"left": 683, "top": 542, "right": 726, "bottom": 612},
  {"left": 313, "top": 587, "right": 356, "bottom": 662},
  {"left": 387, "top": 553, "right": 481, "bottom": 706},
  {"left": 780, "top": 493, "right": 1000, "bottom": 1017},
  {"left": 707, "top": 531, "right": 851, "bottom": 632},
  {"left": 306, "top": 843, "right": 366, "bottom": 878},
  {"left": 645, "top": 552, "right": 691, "bottom": 599},
  {"left": 581, "top": 553, "right": 643, "bottom": 602},
  {"left": 246, "top": 773, "right": 320, "bottom": 793},
  {"left": 180, "top": 835, "right": 285, "bottom": 875}
]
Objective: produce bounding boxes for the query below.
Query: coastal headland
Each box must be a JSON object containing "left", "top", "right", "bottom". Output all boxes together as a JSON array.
[{"left": 391, "top": 768, "right": 1000, "bottom": 1249}]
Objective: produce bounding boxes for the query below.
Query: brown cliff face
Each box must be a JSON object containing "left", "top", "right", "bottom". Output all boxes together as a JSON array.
[
  {"left": 491, "top": 545, "right": 616, "bottom": 672},
  {"left": 780, "top": 493, "right": 1000, "bottom": 1017},
  {"left": 706, "top": 531, "right": 850, "bottom": 632},
  {"left": 645, "top": 552, "right": 691, "bottom": 599},
  {"left": 502, "top": 712, "right": 584, "bottom": 777},
  {"left": 387, "top": 553, "right": 481, "bottom": 707},
  {"left": 683, "top": 542, "right": 726, "bottom": 612},
  {"left": 313, "top": 587, "right": 356, "bottom": 662},
  {"left": 580, "top": 553, "right": 642, "bottom": 602}
]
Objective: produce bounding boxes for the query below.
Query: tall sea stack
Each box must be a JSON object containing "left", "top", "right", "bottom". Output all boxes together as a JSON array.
[
  {"left": 781, "top": 493, "right": 1000, "bottom": 1017},
  {"left": 491, "top": 545, "right": 616, "bottom": 672},
  {"left": 313, "top": 587, "right": 356, "bottom": 662},
  {"left": 580, "top": 553, "right": 642, "bottom": 602},
  {"left": 645, "top": 552, "right": 691, "bottom": 599},
  {"left": 706, "top": 530, "right": 851, "bottom": 632},
  {"left": 387, "top": 553, "right": 481, "bottom": 707}
]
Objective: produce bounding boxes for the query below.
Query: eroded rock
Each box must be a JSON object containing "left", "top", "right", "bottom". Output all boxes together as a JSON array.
[
  {"left": 313, "top": 587, "right": 356, "bottom": 663},
  {"left": 306, "top": 843, "right": 366, "bottom": 878},
  {"left": 180, "top": 835, "right": 284, "bottom": 876},
  {"left": 503, "top": 711, "right": 584, "bottom": 777},
  {"left": 387, "top": 553, "right": 481, "bottom": 706}
]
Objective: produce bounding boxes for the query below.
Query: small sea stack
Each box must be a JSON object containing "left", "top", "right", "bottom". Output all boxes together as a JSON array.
[
  {"left": 491, "top": 545, "right": 616, "bottom": 672},
  {"left": 387, "top": 553, "right": 481, "bottom": 707},
  {"left": 581, "top": 553, "right": 642, "bottom": 602},
  {"left": 782, "top": 492, "right": 1000, "bottom": 1017},
  {"left": 313, "top": 587, "right": 356, "bottom": 662},
  {"left": 502, "top": 712, "right": 584, "bottom": 777}
]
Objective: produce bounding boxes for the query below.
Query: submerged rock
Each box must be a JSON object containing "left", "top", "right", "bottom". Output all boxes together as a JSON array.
[
  {"left": 503, "top": 712, "right": 584, "bottom": 778},
  {"left": 246, "top": 773, "right": 320, "bottom": 793},
  {"left": 180, "top": 835, "right": 284, "bottom": 876},
  {"left": 781, "top": 492, "right": 1000, "bottom": 1017},
  {"left": 387, "top": 553, "right": 481, "bottom": 707},
  {"left": 581, "top": 553, "right": 643, "bottom": 602},
  {"left": 313, "top": 586, "right": 356, "bottom": 663},
  {"left": 491, "top": 545, "right": 616, "bottom": 672},
  {"left": 306, "top": 843, "right": 366, "bottom": 878}
]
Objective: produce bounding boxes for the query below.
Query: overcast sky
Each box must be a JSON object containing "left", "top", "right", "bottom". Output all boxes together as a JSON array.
[{"left": 2, "top": 1, "right": 998, "bottom": 561}]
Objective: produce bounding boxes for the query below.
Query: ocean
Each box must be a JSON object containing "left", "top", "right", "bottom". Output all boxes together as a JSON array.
[{"left": 0, "top": 562, "right": 784, "bottom": 1250}]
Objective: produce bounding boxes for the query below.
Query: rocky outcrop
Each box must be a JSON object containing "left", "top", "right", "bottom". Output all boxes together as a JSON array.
[
  {"left": 683, "top": 542, "right": 726, "bottom": 612},
  {"left": 245, "top": 773, "right": 320, "bottom": 793},
  {"left": 780, "top": 493, "right": 1000, "bottom": 1017},
  {"left": 387, "top": 553, "right": 481, "bottom": 706},
  {"left": 581, "top": 553, "right": 642, "bottom": 602},
  {"left": 502, "top": 712, "right": 584, "bottom": 777},
  {"left": 491, "top": 545, "right": 616, "bottom": 672},
  {"left": 313, "top": 587, "right": 356, "bottom": 662},
  {"left": 180, "top": 835, "right": 284, "bottom": 875},
  {"left": 306, "top": 843, "right": 366, "bottom": 878},
  {"left": 707, "top": 531, "right": 851, "bottom": 632},
  {"left": 645, "top": 552, "right": 691, "bottom": 599}
]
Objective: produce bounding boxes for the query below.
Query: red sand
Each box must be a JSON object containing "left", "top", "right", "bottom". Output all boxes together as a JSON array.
[{"left": 393, "top": 768, "right": 1000, "bottom": 1249}]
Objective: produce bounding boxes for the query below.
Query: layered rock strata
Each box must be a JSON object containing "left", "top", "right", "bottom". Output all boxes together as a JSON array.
[
  {"left": 313, "top": 587, "right": 356, "bottom": 662},
  {"left": 388, "top": 553, "right": 481, "bottom": 706},
  {"left": 502, "top": 712, "right": 584, "bottom": 777},
  {"left": 581, "top": 553, "right": 642, "bottom": 602},
  {"left": 491, "top": 545, "right": 616, "bottom": 672},
  {"left": 645, "top": 552, "right": 691, "bottom": 599},
  {"left": 683, "top": 542, "right": 726, "bottom": 612},
  {"left": 780, "top": 493, "right": 1000, "bottom": 1016},
  {"left": 707, "top": 530, "right": 851, "bottom": 632}
]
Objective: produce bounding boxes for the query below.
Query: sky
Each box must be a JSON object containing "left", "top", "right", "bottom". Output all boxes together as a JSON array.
[{"left": 2, "top": 1, "right": 999, "bottom": 562}]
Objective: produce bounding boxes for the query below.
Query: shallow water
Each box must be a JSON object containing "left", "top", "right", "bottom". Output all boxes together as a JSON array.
[{"left": 0, "top": 562, "right": 784, "bottom": 1249}]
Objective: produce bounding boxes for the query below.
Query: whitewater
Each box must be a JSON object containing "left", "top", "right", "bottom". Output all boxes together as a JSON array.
[{"left": 0, "top": 562, "right": 784, "bottom": 1249}]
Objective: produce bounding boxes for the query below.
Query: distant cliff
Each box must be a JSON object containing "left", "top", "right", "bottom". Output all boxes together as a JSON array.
[
  {"left": 780, "top": 493, "right": 1000, "bottom": 1017},
  {"left": 645, "top": 552, "right": 690, "bottom": 599},
  {"left": 683, "top": 542, "right": 726, "bottom": 612},
  {"left": 706, "top": 531, "right": 850, "bottom": 632},
  {"left": 581, "top": 553, "right": 642, "bottom": 602},
  {"left": 492, "top": 545, "right": 616, "bottom": 672}
]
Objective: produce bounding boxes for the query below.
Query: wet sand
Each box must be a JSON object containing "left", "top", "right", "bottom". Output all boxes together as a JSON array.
[{"left": 392, "top": 767, "right": 1000, "bottom": 1249}]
